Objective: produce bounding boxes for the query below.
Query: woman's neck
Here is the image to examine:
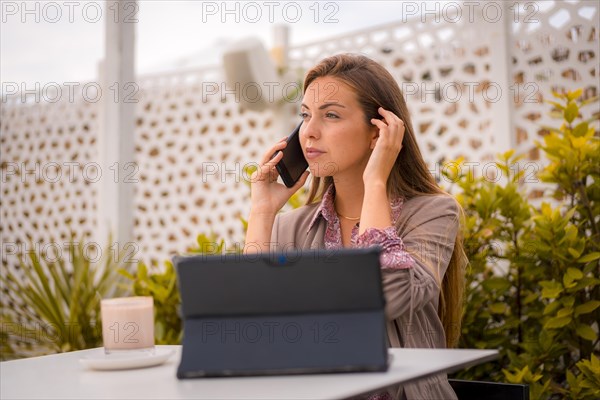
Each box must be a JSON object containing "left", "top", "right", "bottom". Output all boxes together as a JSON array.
[{"left": 332, "top": 178, "right": 364, "bottom": 220}]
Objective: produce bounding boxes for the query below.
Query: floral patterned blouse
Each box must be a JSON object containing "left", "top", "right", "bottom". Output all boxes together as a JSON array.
[{"left": 307, "top": 184, "right": 414, "bottom": 270}]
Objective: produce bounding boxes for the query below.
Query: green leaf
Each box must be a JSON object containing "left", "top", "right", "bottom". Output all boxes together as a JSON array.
[
  {"left": 543, "top": 301, "right": 561, "bottom": 316},
  {"left": 578, "top": 252, "right": 600, "bottom": 263},
  {"left": 541, "top": 281, "right": 563, "bottom": 299},
  {"left": 489, "top": 303, "right": 508, "bottom": 314},
  {"left": 572, "top": 122, "right": 589, "bottom": 137},
  {"left": 566, "top": 370, "right": 578, "bottom": 392},
  {"left": 481, "top": 277, "right": 511, "bottom": 292},
  {"left": 568, "top": 247, "right": 582, "bottom": 259},
  {"left": 26, "top": 252, "right": 65, "bottom": 331},
  {"left": 575, "top": 301, "right": 600, "bottom": 316},
  {"left": 118, "top": 268, "right": 136, "bottom": 280},
  {"left": 567, "top": 267, "right": 584, "bottom": 280},
  {"left": 544, "top": 316, "right": 572, "bottom": 329},
  {"left": 576, "top": 324, "right": 597, "bottom": 341},
  {"left": 546, "top": 100, "right": 565, "bottom": 111},
  {"left": 523, "top": 292, "right": 538, "bottom": 305},
  {"left": 591, "top": 354, "right": 600, "bottom": 371},
  {"left": 571, "top": 277, "right": 600, "bottom": 292},
  {"left": 556, "top": 307, "right": 572, "bottom": 318},
  {"left": 571, "top": 136, "right": 587, "bottom": 149},
  {"left": 566, "top": 88, "right": 583, "bottom": 102},
  {"left": 561, "top": 296, "right": 576, "bottom": 308},
  {"left": 564, "top": 101, "right": 578, "bottom": 123},
  {"left": 564, "top": 268, "right": 584, "bottom": 288}
]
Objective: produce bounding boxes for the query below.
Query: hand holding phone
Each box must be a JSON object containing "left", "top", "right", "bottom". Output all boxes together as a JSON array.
[{"left": 274, "top": 122, "right": 308, "bottom": 188}]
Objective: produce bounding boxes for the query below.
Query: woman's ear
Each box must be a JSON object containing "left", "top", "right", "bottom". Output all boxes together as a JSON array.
[{"left": 369, "top": 124, "right": 379, "bottom": 150}]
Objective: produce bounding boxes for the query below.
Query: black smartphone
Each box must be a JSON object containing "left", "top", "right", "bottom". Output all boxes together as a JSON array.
[{"left": 275, "top": 122, "right": 308, "bottom": 188}]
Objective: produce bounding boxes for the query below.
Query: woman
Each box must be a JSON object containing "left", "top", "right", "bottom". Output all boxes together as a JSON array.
[{"left": 245, "top": 53, "right": 466, "bottom": 400}]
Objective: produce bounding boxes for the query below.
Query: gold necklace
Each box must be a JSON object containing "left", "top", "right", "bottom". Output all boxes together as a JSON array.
[{"left": 336, "top": 211, "right": 361, "bottom": 221}]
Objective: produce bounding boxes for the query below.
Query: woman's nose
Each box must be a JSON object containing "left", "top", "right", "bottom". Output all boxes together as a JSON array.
[{"left": 301, "top": 118, "right": 320, "bottom": 140}]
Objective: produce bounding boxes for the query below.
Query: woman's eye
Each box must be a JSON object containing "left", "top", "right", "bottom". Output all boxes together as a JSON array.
[
  {"left": 325, "top": 112, "right": 339, "bottom": 119},
  {"left": 299, "top": 112, "right": 309, "bottom": 119}
]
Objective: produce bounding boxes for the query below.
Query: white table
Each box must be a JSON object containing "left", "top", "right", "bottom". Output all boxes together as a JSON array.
[{"left": 1, "top": 345, "right": 498, "bottom": 399}]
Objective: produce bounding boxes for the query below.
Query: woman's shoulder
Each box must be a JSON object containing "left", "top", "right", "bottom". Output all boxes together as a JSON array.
[
  {"left": 402, "top": 193, "right": 460, "bottom": 219},
  {"left": 396, "top": 194, "right": 460, "bottom": 236}
]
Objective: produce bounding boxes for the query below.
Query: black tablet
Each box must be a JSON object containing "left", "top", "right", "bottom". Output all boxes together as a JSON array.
[{"left": 173, "top": 247, "right": 388, "bottom": 378}]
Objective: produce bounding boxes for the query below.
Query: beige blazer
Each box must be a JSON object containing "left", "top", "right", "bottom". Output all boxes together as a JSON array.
[{"left": 270, "top": 194, "right": 460, "bottom": 400}]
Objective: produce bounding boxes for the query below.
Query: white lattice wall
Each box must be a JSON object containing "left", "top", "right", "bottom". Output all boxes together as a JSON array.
[
  {"left": 1, "top": 96, "right": 100, "bottom": 270},
  {"left": 132, "top": 69, "right": 281, "bottom": 263},
  {"left": 509, "top": 0, "right": 599, "bottom": 197},
  {"left": 1, "top": 1, "right": 598, "bottom": 271}
]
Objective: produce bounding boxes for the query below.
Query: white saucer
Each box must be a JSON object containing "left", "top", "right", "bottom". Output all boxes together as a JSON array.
[{"left": 80, "top": 348, "right": 175, "bottom": 371}]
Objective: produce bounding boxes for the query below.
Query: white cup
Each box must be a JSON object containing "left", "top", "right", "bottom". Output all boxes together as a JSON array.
[{"left": 101, "top": 296, "right": 155, "bottom": 355}]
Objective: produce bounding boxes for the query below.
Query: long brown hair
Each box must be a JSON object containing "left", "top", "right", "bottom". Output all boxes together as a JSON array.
[{"left": 302, "top": 54, "right": 467, "bottom": 348}]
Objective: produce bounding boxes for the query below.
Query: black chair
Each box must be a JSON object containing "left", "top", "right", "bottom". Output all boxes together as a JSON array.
[{"left": 448, "top": 379, "right": 529, "bottom": 400}]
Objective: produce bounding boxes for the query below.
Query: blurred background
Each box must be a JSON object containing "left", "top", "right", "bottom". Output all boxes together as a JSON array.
[{"left": 1, "top": 0, "right": 598, "bottom": 267}]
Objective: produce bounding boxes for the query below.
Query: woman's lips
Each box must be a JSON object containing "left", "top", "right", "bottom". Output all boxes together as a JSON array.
[
  {"left": 305, "top": 148, "right": 325, "bottom": 159},
  {"left": 306, "top": 149, "right": 325, "bottom": 160}
]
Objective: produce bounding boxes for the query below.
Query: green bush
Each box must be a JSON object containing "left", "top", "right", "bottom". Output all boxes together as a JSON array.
[
  {"left": 1, "top": 235, "right": 129, "bottom": 360},
  {"left": 450, "top": 89, "right": 599, "bottom": 399}
]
